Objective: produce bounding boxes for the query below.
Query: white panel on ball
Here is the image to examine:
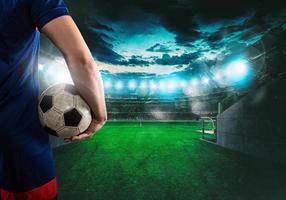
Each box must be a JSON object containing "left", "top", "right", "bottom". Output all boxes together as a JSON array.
[
  {"left": 75, "top": 95, "right": 92, "bottom": 132},
  {"left": 78, "top": 113, "right": 92, "bottom": 133},
  {"left": 53, "top": 91, "right": 75, "bottom": 113},
  {"left": 44, "top": 108, "right": 65, "bottom": 131}
]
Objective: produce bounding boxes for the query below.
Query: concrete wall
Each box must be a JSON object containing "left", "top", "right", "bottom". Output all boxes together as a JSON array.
[{"left": 217, "top": 74, "right": 286, "bottom": 165}]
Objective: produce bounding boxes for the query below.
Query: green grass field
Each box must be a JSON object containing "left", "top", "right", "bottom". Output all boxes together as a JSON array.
[{"left": 53, "top": 122, "right": 286, "bottom": 200}]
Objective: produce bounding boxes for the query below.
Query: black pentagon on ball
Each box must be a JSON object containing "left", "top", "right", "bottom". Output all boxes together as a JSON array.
[
  {"left": 44, "top": 126, "right": 58, "bottom": 137},
  {"left": 40, "top": 95, "right": 53, "bottom": 113},
  {"left": 64, "top": 84, "right": 79, "bottom": 95},
  {"left": 64, "top": 108, "right": 82, "bottom": 127}
]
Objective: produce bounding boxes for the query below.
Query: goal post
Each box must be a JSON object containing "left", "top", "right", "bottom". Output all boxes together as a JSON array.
[{"left": 200, "top": 116, "right": 217, "bottom": 141}]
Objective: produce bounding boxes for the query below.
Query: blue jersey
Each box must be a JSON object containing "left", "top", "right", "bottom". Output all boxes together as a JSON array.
[{"left": 0, "top": 0, "right": 68, "bottom": 198}]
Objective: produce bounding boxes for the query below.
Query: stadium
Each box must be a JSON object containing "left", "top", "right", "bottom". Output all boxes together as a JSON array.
[{"left": 38, "top": 0, "right": 286, "bottom": 199}]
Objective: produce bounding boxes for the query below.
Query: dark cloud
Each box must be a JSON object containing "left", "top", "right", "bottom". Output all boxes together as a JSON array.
[
  {"left": 40, "top": 0, "right": 286, "bottom": 78},
  {"left": 146, "top": 43, "right": 171, "bottom": 53},
  {"left": 226, "top": 42, "right": 248, "bottom": 54},
  {"left": 96, "top": 32, "right": 115, "bottom": 42},
  {"left": 191, "top": 0, "right": 256, "bottom": 22},
  {"left": 206, "top": 25, "right": 244, "bottom": 42},
  {"left": 64, "top": 0, "right": 286, "bottom": 47},
  {"left": 87, "top": 18, "right": 114, "bottom": 32},
  {"left": 119, "top": 56, "right": 151, "bottom": 66},
  {"left": 48, "top": 0, "right": 124, "bottom": 64},
  {"left": 239, "top": 28, "right": 264, "bottom": 41},
  {"left": 111, "top": 52, "right": 202, "bottom": 67},
  {"left": 93, "top": 1, "right": 281, "bottom": 44},
  {"left": 258, "top": 27, "right": 286, "bottom": 50},
  {"left": 81, "top": 29, "right": 123, "bottom": 63},
  {"left": 155, "top": 52, "right": 201, "bottom": 65},
  {"left": 175, "top": 32, "right": 201, "bottom": 45}
]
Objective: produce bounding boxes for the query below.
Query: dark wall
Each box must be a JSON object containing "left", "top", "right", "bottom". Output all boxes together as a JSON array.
[{"left": 217, "top": 74, "right": 286, "bottom": 165}]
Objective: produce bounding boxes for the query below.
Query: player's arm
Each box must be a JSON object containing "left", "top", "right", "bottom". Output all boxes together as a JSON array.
[{"left": 41, "top": 16, "right": 107, "bottom": 141}]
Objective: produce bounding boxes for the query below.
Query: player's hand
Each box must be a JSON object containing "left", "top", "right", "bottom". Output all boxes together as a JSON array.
[{"left": 64, "top": 119, "right": 105, "bottom": 142}]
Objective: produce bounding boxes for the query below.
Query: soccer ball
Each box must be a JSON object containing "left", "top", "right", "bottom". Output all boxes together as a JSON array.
[{"left": 38, "top": 83, "right": 92, "bottom": 138}]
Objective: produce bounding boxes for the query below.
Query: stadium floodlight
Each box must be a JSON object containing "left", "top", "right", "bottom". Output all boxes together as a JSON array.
[
  {"left": 226, "top": 60, "right": 249, "bottom": 82},
  {"left": 179, "top": 80, "right": 187, "bottom": 88},
  {"left": 47, "top": 67, "right": 54, "bottom": 77},
  {"left": 214, "top": 72, "right": 222, "bottom": 80},
  {"left": 191, "top": 78, "right": 198, "bottom": 86},
  {"left": 202, "top": 77, "right": 209, "bottom": 85},
  {"left": 38, "top": 64, "right": 44, "bottom": 71},
  {"left": 55, "top": 69, "right": 73, "bottom": 84},
  {"left": 128, "top": 80, "right": 137, "bottom": 90},
  {"left": 140, "top": 81, "right": 147, "bottom": 90},
  {"left": 104, "top": 80, "right": 112, "bottom": 89},
  {"left": 167, "top": 80, "right": 177, "bottom": 90},
  {"left": 115, "top": 81, "right": 123, "bottom": 90},
  {"left": 159, "top": 80, "right": 166, "bottom": 90},
  {"left": 150, "top": 81, "right": 157, "bottom": 90},
  {"left": 47, "top": 65, "right": 73, "bottom": 84}
]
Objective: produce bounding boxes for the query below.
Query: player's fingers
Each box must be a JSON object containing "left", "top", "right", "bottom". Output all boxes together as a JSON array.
[
  {"left": 64, "top": 138, "right": 72, "bottom": 142},
  {"left": 64, "top": 136, "right": 74, "bottom": 142},
  {"left": 81, "top": 124, "right": 97, "bottom": 137},
  {"left": 71, "top": 133, "right": 90, "bottom": 141},
  {"left": 86, "top": 123, "right": 97, "bottom": 133},
  {"left": 66, "top": 121, "right": 98, "bottom": 142},
  {"left": 65, "top": 131, "right": 93, "bottom": 142},
  {"left": 81, "top": 130, "right": 95, "bottom": 138},
  {"left": 64, "top": 137, "right": 81, "bottom": 142}
]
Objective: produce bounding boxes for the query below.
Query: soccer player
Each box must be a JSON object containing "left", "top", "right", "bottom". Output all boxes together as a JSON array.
[{"left": 0, "top": 0, "right": 107, "bottom": 199}]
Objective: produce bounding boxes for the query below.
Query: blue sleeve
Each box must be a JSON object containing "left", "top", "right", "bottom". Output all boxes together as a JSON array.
[{"left": 27, "top": 0, "right": 69, "bottom": 30}]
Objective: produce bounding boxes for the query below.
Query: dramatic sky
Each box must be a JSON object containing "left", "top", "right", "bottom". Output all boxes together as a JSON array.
[{"left": 41, "top": 0, "right": 286, "bottom": 78}]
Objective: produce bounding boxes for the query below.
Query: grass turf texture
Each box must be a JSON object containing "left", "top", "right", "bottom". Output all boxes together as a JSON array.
[{"left": 53, "top": 122, "right": 286, "bottom": 200}]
